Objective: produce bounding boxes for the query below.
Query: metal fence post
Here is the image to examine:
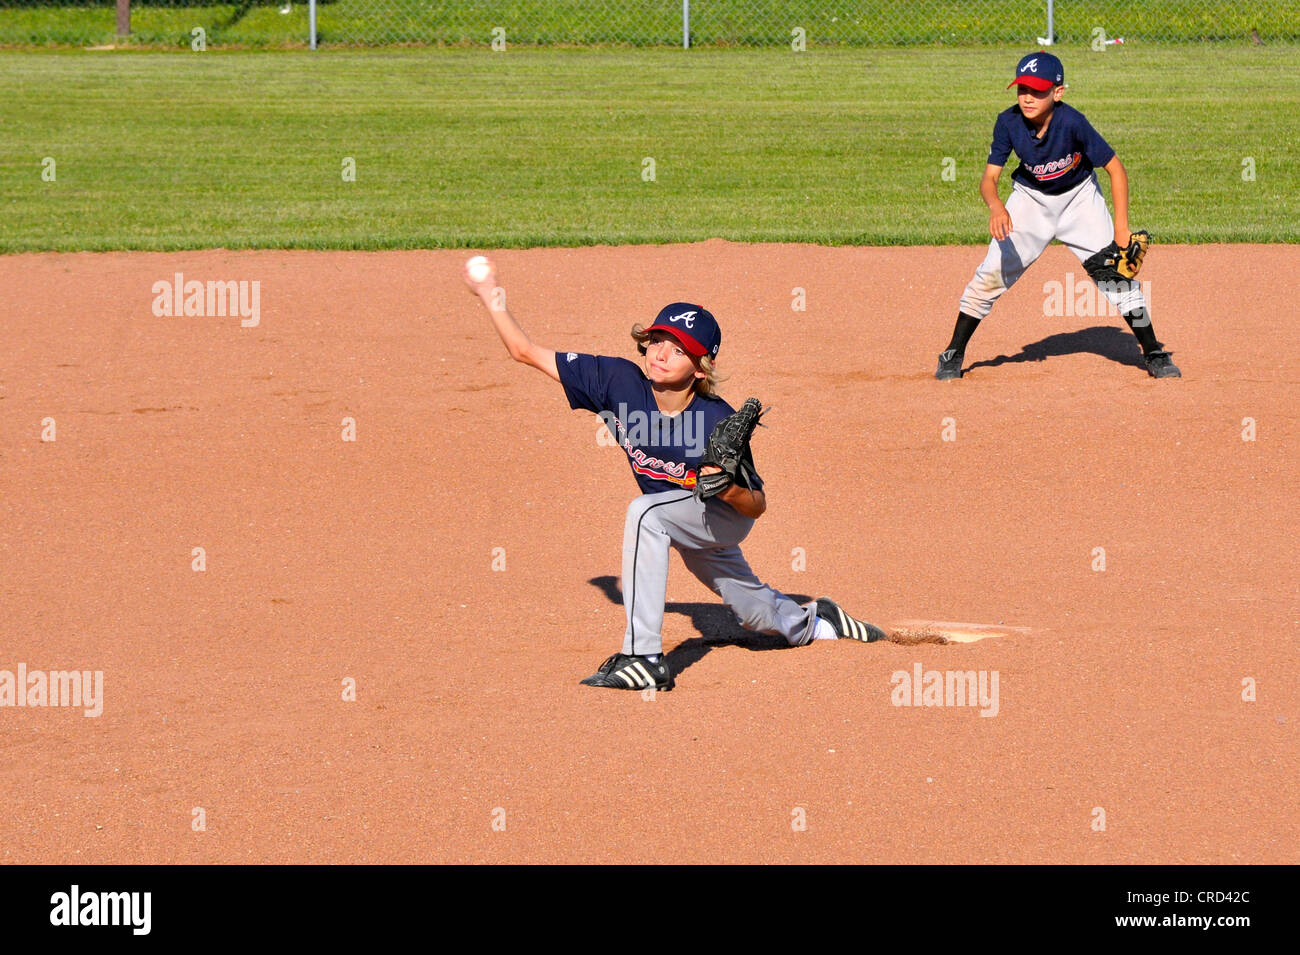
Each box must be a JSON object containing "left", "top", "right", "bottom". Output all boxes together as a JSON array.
[
  {"left": 310, "top": 0, "right": 317, "bottom": 49},
  {"left": 683, "top": 0, "right": 690, "bottom": 49}
]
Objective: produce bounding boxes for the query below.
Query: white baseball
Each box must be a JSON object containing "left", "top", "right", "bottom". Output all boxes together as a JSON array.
[{"left": 466, "top": 256, "right": 492, "bottom": 282}]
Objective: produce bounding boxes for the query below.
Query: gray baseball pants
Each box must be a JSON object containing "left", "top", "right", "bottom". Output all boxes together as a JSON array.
[{"left": 620, "top": 490, "right": 818, "bottom": 657}]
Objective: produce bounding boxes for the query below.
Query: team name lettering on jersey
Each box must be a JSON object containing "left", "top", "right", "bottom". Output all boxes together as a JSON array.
[
  {"left": 628, "top": 447, "right": 689, "bottom": 481},
  {"left": 1028, "top": 151, "right": 1082, "bottom": 182},
  {"left": 598, "top": 404, "right": 706, "bottom": 486},
  {"left": 557, "top": 354, "right": 759, "bottom": 496}
]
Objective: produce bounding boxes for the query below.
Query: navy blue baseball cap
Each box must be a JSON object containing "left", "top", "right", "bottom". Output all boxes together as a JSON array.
[
  {"left": 1008, "top": 51, "right": 1064, "bottom": 90},
  {"left": 646, "top": 303, "right": 722, "bottom": 360}
]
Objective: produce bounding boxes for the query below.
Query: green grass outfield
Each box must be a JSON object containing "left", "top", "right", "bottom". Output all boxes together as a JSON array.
[{"left": 2, "top": 46, "right": 1297, "bottom": 252}]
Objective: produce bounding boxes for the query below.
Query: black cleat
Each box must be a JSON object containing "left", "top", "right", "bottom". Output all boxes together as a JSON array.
[
  {"left": 580, "top": 653, "right": 674, "bottom": 691},
  {"left": 814, "top": 597, "right": 887, "bottom": 643},
  {"left": 1144, "top": 350, "right": 1181, "bottom": 379},
  {"left": 935, "top": 348, "right": 965, "bottom": 380}
]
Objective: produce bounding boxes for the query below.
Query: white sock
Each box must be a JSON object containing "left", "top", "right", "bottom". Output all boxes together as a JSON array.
[
  {"left": 644, "top": 654, "right": 661, "bottom": 663},
  {"left": 812, "top": 618, "right": 838, "bottom": 641}
]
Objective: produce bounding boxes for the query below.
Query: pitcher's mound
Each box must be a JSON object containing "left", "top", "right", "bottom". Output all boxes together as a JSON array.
[{"left": 889, "top": 620, "right": 1032, "bottom": 645}]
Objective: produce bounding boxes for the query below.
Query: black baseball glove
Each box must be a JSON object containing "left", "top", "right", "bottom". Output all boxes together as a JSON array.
[
  {"left": 1084, "top": 229, "right": 1151, "bottom": 283},
  {"left": 693, "top": 397, "right": 765, "bottom": 501}
]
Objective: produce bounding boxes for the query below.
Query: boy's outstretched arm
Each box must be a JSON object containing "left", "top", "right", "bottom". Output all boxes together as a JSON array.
[
  {"left": 1102, "top": 155, "right": 1132, "bottom": 246},
  {"left": 462, "top": 257, "right": 560, "bottom": 382},
  {"left": 980, "top": 164, "right": 1013, "bottom": 240}
]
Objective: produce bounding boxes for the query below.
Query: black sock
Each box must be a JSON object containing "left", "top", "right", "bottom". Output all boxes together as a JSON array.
[
  {"left": 1123, "top": 309, "right": 1162, "bottom": 356},
  {"left": 946, "top": 312, "right": 980, "bottom": 354}
]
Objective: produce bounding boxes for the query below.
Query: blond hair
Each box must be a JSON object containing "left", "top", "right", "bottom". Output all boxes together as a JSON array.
[{"left": 631, "top": 323, "right": 724, "bottom": 398}]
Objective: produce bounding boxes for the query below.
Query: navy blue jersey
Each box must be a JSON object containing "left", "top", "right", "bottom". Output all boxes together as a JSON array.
[
  {"left": 988, "top": 102, "right": 1115, "bottom": 195},
  {"left": 557, "top": 352, "right": 762, "bottom": 496}
]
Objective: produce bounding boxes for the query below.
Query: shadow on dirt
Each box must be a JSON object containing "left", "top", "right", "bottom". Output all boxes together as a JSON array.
[{"left": 964, "top": 325, "right": 1146, "bottom": 375}]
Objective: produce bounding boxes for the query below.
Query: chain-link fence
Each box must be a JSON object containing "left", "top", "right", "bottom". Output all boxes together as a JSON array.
[{"left": 0, "top": 0, "right": 1295, "bottom": 48}]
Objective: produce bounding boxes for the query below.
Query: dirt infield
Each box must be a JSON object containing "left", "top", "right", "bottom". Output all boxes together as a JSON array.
[{"left": 2, "top": 241, "right": 1295, "bottom": 864}]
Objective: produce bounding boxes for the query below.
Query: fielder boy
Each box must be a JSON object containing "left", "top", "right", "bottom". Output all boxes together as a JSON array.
[{"left": 936, "top": 51, "right": 1180, "bottom": 380}]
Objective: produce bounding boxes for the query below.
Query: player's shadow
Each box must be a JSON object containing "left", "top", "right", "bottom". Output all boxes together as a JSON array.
[
  {"left": 587, "top": 575, "right": 809, "bottom": 679},
  {"left": 964, "top": 325, "right": 1145, "bottom": 374}
]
